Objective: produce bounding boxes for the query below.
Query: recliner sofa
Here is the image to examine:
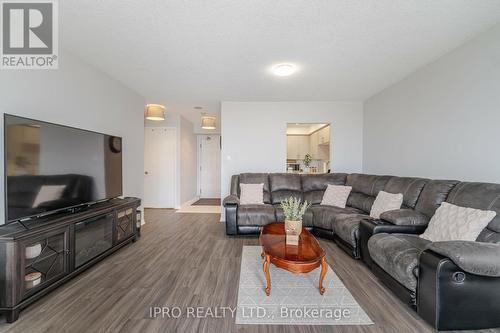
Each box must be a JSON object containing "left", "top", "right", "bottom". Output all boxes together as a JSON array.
[{"left": 223, "top": 172, "right": 500, "bottom": 330}]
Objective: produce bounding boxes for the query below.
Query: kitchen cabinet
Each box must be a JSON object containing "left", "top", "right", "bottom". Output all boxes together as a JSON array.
[
  {"left": 309, "top": 131, "right": 319, "bottom": 159},
  {"left": 287, "top": 135, "right": 310, "bottom": 159},
  {"left": 318, "top": 126, "right": 330, "bottom": 145},
  {"left": 287, "top": 135, "right": 298, "bottom": 159}
]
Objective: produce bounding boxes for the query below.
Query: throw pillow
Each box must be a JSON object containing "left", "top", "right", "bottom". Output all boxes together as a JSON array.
[
  {"left": 420, "top": 202, "right": 496, "bottom": 242},
  {"left": 370, "top": 191, "right": 403, "bottom": 219},
  {"left": 32, "top": 185, "right": 67, "bottom": 208},
  {"left": 239, "top": 183, "right": 264, "bottom": 205},
  {"left": 320, "top": 184, "right": 352, "bottom": 208}
]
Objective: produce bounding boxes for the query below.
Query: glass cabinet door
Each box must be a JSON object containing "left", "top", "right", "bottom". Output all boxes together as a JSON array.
[
  {"left": 21, "top": 228, "right": 69, "bottom": 299},
  {"left": 115, "top": 208, "right": 135, "bottom": 243}
]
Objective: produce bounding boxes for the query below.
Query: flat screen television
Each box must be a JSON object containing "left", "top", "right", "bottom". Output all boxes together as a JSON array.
[{"left": 4, "top": 114, "right": 123, "bottom": 223}]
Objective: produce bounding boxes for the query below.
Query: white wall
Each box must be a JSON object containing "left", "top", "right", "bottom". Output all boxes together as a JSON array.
[
  {"left": 221, "top": 101, "right": 363, "bottom": 212},
  {"left": 0, "top": 50, "right": 145, "bottom": 224},
  {"left": 364, "top": 24, "right": 500, "bottom": 183},
  {"left": 179, "top": 116, "right": 198, "bottom": 205}
]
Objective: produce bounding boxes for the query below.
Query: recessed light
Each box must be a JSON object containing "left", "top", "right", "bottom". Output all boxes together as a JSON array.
[{"left": 271, "top": 63, "right": 297, "bottom": 77}]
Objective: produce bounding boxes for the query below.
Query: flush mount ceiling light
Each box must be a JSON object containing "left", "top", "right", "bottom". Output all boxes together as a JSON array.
[
  {"left": 145, "top": 104, "right": 165, "bottom": 121},
  {"left": 200, "top": 112, "right": 216, "bottom": 130},
  {"left": 271, "top": 63, "right": 297, "bottom": 77}
]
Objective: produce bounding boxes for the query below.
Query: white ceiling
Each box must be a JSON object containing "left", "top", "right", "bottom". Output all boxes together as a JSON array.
[{"left": 61, "top": 1, "right": 500, "bottom": 124}]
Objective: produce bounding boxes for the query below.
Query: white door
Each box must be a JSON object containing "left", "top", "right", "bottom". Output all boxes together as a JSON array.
[
  {"left": 144, "top": 127, "right": 177, "bottom": 208},
  {"left": 198, "top": 135, "right": 221, "bottom": 198}
]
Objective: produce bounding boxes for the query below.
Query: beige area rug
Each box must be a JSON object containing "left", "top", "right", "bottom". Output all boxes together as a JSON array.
[{"left": 235, "top": 246, "right": 373, "bottom": 326}]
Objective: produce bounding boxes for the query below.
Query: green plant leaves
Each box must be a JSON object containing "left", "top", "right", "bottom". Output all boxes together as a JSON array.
[{"left": 280, "top": 196, "right": 311, "bottom": 221}]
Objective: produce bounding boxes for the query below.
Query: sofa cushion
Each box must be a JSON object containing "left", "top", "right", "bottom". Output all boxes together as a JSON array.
[
  {"left": 334, "top": 213, "right": 371, "bottom": 247},
  {"left": 239, "top": 183, "right": 264, "bottom": 205},
  {"left": 420, "top": 202, "right": 496, "bottom": 242},
  {"left": 320, "top": 185, "right": 352, "bottom": 208},
  {"left": 301, "top": 173, "right": 347, "bottom": 205},
  {"left": 368, "top": 234, "right": 431, "bottom": 291},
  {"left": 447, "top": 182, "right": 500, "bottom": 237},
  {"left": 274, "top": 204, "right": 313, "bottom": 227},
  {"left": 269, "top": 173, "right": 302, "bottom": 204},
  {"left": 414, "top": 180, "right": 459, "bottom": 218},
  {"left": 370, "top": 191, "right": 403, "bottom": 219},
  {"left": 346, "top": 174, "right": 392, "bottom": 212},
  {"left": 346, "top": 192, "right": 375, "bottom": 214},
  {"left": 310, "top": 205, "right": 363, "bottom": 230},
  {"left": 384, "top": 176, "right": 429, "bottom": 209},
  {"left": 237, "top": 204, "right": 276, "bottom": 226},
  {"left": 239, "top": 173, "right": 271, "bottom": 204},
  {"left": 380, "top": 209, "right": 429, "bottom": 226},
  {"left": 346, "top": 174, "right": 392, "bottom": 196}
]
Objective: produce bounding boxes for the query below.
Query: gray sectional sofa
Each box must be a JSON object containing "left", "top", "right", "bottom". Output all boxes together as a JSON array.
[{"left": 223, "top": 172, "right": 500, "bottom": 331}]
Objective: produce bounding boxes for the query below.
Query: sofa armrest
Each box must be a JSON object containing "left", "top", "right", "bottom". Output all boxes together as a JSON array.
[
  {"left": 380, "top": 209, "right": 429, "bottom": 226},
  {"left": 359, "top": 218, "right": 427, "bottom": 267},
  {"left": 223, "top": 195, "right": 240, "bottom": 206},
  {"left": 223, "top": 194, "right": 239, "bottom": 235},
  {"left": 418, "top": 249, "right": 500, "bottom": 330},
  {"left": 425, "top": 241, "right": 500, "bottom": 277}
]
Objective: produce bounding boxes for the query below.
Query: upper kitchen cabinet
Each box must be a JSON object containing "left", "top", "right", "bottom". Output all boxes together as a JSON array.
[
  {"left": 309, "top": 131, "right": 319, "bottom": 159},
  {"left": 287, "top": 135, "right": 310, "bottom": 159},
  {"left": 318, "top": 126, "right": 330, "bottom": 145},
  {"left": 287, "top": 135, "right": 298, "bottom": 158}
]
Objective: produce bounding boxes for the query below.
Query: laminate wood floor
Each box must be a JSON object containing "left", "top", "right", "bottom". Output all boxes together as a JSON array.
[{"left": 0, "top": 209, "right": 498, "bottom": 333}]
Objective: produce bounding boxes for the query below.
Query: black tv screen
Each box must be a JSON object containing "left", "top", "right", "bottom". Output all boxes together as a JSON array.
[{"left": 4, "top": 114, "right": 123, "bottom": 222}]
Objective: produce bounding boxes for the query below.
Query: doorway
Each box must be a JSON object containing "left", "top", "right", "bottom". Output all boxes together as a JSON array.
[
  {"left": 197, "top": 134, "right": 221, "bottom": 199},
  {"left": 143, "top": 127, "right": 177, "bottom": 208},
  {"left": 286, "top": 123, "right": 331, "bottom": 174}
]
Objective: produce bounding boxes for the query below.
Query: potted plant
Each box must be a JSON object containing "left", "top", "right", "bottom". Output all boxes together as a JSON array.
[
  {"left": 280, "top": 197, "right": 311, "bottom": 245},
  {"left": 304, "top": 153, "right": 312, "bottom": 172}
]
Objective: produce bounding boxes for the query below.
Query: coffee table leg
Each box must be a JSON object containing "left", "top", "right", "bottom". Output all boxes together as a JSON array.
[
  {"left": 263, "top": 254, "right": 271, "bottom": 296},
  {"left": 319, "top": 257, "right": 327, "bottom": 295}
]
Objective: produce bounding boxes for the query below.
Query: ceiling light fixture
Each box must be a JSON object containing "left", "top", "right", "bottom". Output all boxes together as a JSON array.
[
  {"left": 271, "top": 63, "right": 297, "bottom": 77},
  {"left": 200, "top": 112, "right": 216, "bottom": 130},
  {"left": 145, "top": 104, "right": 165, "bottom": 121}
]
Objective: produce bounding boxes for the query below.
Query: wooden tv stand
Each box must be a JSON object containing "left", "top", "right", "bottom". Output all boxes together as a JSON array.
[{"left": 0, "top": 197, "right": 141, "bottom": 323}]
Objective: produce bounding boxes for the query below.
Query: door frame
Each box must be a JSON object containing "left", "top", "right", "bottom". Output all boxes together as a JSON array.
[{"left": 197, "top": 134, "right": 221, "bottom": 198}]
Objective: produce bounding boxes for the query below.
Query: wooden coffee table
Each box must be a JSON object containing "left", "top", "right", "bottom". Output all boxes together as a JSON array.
[{"left": 259, "top": 222, "right": 328, "bottom": 296}]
